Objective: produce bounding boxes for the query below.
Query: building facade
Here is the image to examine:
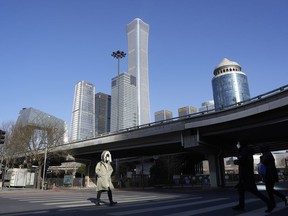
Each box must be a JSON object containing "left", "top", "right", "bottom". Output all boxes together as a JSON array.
[
  {"left": 198, "top": 100, "right": 215, "bottom": 112},
  {"left": 126, "top": 18, "right": 151, "bottom": 125},
  {"left": 111, "top": 73, "right": 137, "bottom": 131},
  {"left": 212, "top": 58, "right": 250, "bottom": 111},
  {"left": 178, "top": 106, "right": 197, "bottom": 117},
  {"left": 95, "top": 92, "right": 111, "bottom": 135},
  {"left": 70, "top": 81, "right": 95, "bottom": 141},
  {"left": 154, "top": 110, "right": 173, "bottom": 122},
  {"left": 16, "top": 107, "right": 68, "bottom": 144}
]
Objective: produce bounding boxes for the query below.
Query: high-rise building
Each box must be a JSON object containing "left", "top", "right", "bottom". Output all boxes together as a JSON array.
[
  {"left": 178, "top": 106, "right": 197, "bottom": 117},
  {"left": 154, "top": 110, "right": 173, "bottom": 122},
  {"left": 198, "top": 100, "right": 215, "bottom": 112},
  {"left": 111, "top": 73, "right": 137, "bottom": 131},
  {"left": 95, "top": 92, "right": 111, "bottom": 135},
  {"left": 70, "top": 81, "right": 95, "bottom": 141},
  {"left": 16, "top": 107, "right": 68, "bottom": 144},
  {"left": 126, "top": 18, "right": 151, "bottom": 125},
  {"left": 212, "top": 58, "right": 250, "bottom": 110}
]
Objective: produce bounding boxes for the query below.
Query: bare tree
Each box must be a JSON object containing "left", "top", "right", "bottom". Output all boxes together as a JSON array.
[
  {"left": 2, "top": 114, "right": 70, "bottom": 189},
  {"left": 0, "top": 121, "right": 25, "bottom": 168}
]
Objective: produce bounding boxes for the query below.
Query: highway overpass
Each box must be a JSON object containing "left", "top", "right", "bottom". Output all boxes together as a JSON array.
[{"left": 56, "top": 84, "right": 288, "bottom": 187}]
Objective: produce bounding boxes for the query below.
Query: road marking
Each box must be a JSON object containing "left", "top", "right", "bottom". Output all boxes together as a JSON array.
[
  {"left": 108, "top": 198, "right": 229, "bottom": 216},
  {"left": 237, "top": 203, "right": 285, "bottom": 216},
  {"left": 163, "top": 199, "right": 258, "bottom": 216},
  {"left": 44, "top": 200, "right": 90, "bottom": 205},
  {"left": 57, "top": 196, "right": 197, "bottom": 208},
  {"left": 59, "top": 196, "right": 202, "bottom": 208},
  {"left": 0, "top": 211, "right": 49, "bottom": 216}
]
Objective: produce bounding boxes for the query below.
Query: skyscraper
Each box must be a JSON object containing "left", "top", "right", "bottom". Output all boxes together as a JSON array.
[
  {"left": 126, "top": 18, "right": 151, "bottom": 125},
  {"left": 178, "top": 106, "right": 197, "bottom": 117},
  {"left": 154, "top": 110, "right": 173, "bottom": 122},
  {"left": 70, "top": 81, "right": 95, "bottom": 141},
  {"left": 111, "top": 73, "right": 137, "bottom": 131},
  {"left": 212, "top": 58, "right": 250, "bottom": 110},
  {"left": 95, "top": 92, "right": 111, "bottom": 135},
  {"left": 198, "top": 100, "right": 215, "bottom": 112}
]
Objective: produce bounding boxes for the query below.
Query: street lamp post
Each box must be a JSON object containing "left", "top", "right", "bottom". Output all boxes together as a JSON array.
[
  {"left": 111, "top": 50, "right": 126, "bottom": 131},
  {"left": 42, "top": 147, "right": 47, "bottom": 190}
]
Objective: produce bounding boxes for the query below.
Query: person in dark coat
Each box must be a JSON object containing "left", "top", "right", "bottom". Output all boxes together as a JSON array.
[
  {"left": 232, "top": 142, "right": 274, "bottom": 213},
  {"left": 95, "top": 150, "right": 117, "bottom": 206},
  {"left": 260, "top": 144, "right": 287, "bottom": 207}
]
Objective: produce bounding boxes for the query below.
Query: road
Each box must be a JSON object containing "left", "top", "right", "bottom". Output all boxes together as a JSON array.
[{"left": 0, "top": 184, "right": 288, "bottom": 216}]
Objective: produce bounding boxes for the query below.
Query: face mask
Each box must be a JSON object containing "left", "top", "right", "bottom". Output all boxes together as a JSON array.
[{"left": 237, "top": 143, "right": 241, "bottom": 149}]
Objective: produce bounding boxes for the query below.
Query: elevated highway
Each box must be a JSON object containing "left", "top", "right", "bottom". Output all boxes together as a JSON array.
[
  {"left": 56, "top": 85, "right": 288, "bottom": 187},
  {"left": 58, "top": 85, "right": 288, "bottom": 158}
]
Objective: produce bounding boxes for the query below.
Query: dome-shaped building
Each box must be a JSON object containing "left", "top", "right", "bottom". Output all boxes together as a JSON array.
[{"left": 212, "top": 58, "right": 250, "bottom": 110}]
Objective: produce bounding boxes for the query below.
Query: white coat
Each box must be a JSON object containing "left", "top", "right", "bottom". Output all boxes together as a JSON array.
[{"left": 95, "top": 161, "right": 114, "bottom": 191}]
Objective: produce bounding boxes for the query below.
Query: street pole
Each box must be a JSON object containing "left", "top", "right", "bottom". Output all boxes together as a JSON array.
[
  {"left": 111, "top": 50, "right": 126, "bottom": 131},
  {"left": 42, "top": 147, "right": 47, "bottom": 190},
  {"left": 112, "top": 50, "right": 126, "bottom": 187}
]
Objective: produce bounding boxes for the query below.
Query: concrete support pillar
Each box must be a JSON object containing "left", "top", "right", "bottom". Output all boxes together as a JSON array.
[
  {"left": 207, "top": 153, "right": 225, "bottom": 188},
  {"left": 115, "top": 159, "right": 119, "bottom": 186},
  {"left": 82, "top": 160, "right": 97, "bottom": 188},
  {"left": 87, "top": 160, "right": 97, "bottom": 179}
]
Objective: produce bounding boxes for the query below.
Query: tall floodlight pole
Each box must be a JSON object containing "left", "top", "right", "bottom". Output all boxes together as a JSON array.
[
  {"left": 111, "top": 50, "right": 126, "bottom": 131},
  {"left": 112, "top": 50, "right": 125, "bottom": 188}
]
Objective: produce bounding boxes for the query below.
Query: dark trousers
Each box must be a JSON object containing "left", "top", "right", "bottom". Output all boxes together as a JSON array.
[
  {"left": 237, "top": 183, "right": 271, "bottom": 208},
  {"left": 96, "top": 187, "right": 113, "bottom": 203},
  {"left": 265, "top": 180, "right": 286, "bottom": 205}
]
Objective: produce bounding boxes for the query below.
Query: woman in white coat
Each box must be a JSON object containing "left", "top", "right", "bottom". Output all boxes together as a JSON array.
[{"left": 95, "top": 150, "right": 117, "bottom": 206}]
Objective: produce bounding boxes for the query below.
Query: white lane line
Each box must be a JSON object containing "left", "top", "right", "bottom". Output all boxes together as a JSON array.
[
  {"left": 163, "top": 198, "right": 258, "bottom": 216},
  {"left": 44, "top": 200, "right": 90, "bottom": 205},
  {"left": 237, "top": 202, "right": 285, "bottom": 216},
  {"left": 58, "top": 196, "right": 199, "bottom": 208},
  {"left": 108, "top": 198, "right": 228, "bottom": 216}
]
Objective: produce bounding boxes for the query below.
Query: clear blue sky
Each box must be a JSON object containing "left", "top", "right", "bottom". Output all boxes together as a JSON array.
[{"left": 1, "top": 0, "right": 287, "bottom": 132}]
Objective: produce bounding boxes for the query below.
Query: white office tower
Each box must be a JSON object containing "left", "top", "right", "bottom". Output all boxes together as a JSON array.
[
  {"left": 70, "top": 81, "right": 95, "bottom": 141},
  {"left": 111, "top": 73, "right": 137, "bottom": 131},
  {"left": 126, "top": 18, "right": 151, "bottom": 125}
]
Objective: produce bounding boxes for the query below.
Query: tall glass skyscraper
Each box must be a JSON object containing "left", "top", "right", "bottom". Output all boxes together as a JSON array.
[
  {"left": 70, "top": 81, "right": 95, "bottom": 141},
  {"left": 95, "top": 92, "right": 111, "bottom": 135},
  {"left": 111, "top": 73, "right": 137, "bottom": 131},
  {"left": 212, "top": 58, "right": 250, "bottom": 110},
  {"left": 126, "top": 18, "right": 151, "bottom": 125}
]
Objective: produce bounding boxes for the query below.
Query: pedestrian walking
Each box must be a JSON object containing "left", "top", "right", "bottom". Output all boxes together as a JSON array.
[
  {"left": 257, "top": 156, "right": 266, "bottom": 181},
  {"left": 232, "top": 142, "right": 274, "bottom": 213},
  {"left": 95, "top": 150, "right": 117, "bottom": 206},
  {"left": 260, "top": 144, "right": 287, "bottom": 207}
]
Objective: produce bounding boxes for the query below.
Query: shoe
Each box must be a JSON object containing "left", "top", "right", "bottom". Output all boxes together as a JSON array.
[
  {"left": 232, "top": 205, "right": 244, "bottom": 211},
  {"left": 95, "top": 200, "right": 101, "bottom": 206},
  {"left": 110, "top": 201, "right": 117, "bottom": 206},
  {"left": 265, "top": 203, "right": 275, "bottom": 213}
]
